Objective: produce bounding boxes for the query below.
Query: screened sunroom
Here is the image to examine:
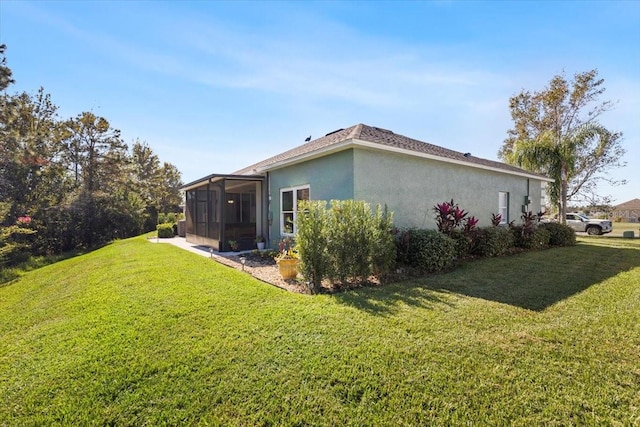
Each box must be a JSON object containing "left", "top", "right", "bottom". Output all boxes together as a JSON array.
[{"left": 182, "top": 174, "right": 266, "bottom": 252}]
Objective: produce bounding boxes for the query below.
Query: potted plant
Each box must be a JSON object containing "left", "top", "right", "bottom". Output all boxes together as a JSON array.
[
  {"left": 274, "top": 237, "right": 299, "bottom": 279},
  {"left": 255, "top": 235, "right": 266, "bottom": 250},
  {"left": 228, "top": 240, "right": 239, "bottom": 251}
]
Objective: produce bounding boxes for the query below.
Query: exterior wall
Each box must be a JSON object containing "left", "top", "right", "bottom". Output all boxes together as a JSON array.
[
  {"left": 268, "top": 149, "right": 354, "bottom": 241},
  {"left": 612, "top": 208, "right": 640, "bottom": 222},
  {"left": 353, "top": 148, "right": 543, "bottom": 228},
  {"left": 612, "top": 199, "right": 640, "bottom": 222}
]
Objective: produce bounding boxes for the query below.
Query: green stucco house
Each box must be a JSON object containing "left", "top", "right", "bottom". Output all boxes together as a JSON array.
[{"left": 181, "top": 124, "right": 552, "bottom": 251}]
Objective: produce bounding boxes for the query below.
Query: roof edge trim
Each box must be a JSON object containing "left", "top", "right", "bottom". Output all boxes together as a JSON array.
[
  {"left": 255, "top": 138, "right": 552, "bottom": 182},
  {"left": 180, "top": 173, "right": 265, "bottom": 191}
]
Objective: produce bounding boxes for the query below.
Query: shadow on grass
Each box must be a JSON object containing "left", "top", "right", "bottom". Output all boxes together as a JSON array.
[
  {"left": 335, "top": 239, "right": 640, "bottom": 313},
  {"left": 0, "top": 247, "right": 97, "bottom": 287},
  {"left": 333, "top": 283, "right": 454, "bottom": 316}
]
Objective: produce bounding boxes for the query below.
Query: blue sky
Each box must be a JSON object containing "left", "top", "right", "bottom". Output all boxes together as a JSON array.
[{"left": 2, "top": 0, "right": 639, "bottom": 204}]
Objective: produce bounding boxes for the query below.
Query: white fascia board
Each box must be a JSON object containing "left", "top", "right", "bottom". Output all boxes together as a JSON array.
[
  {"left": 256, "top": 138, "right": 553, "bottom": 182},
  {"left": 181, "top": 180, "right": 211, "bottom": 191}
]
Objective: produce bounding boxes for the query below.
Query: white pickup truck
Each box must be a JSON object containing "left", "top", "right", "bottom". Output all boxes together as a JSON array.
[
  {"left": 542, "top": 213, "right": 613, "bottom": 235},
  {"left": 565, "top": 213, "right": 613, "bottom": 235}
]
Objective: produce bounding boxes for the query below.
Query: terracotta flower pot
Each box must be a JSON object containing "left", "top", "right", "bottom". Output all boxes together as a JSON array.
[{"left": 277, "top": 258, "right": 299, "bottom": 279}]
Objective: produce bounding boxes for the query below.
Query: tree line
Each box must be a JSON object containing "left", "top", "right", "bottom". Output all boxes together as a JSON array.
[{"left": 1, "top": 44, "right": 183, "bottom": 265}]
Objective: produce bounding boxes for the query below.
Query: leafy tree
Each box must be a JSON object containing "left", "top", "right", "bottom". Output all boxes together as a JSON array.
[
  {"left": 130, "top": 140, "right": 183, "bottom": 229},
  {"left": 157, "top": 162, "right": 183, "bottom": 213},
  {"left": 0, "top": 44, "right": 183, "bottom": 254},
  {"left": 131, "top": 140, "right": 161, "bottom": 194},
  {"left": 0, "top": 44, "right": 14, "bottom": 91},
  {"left": 0, "top": 88, "right": 69, "bottom": 224},
  {"left": 499, "top": 70, "right": 625, "bottom": 222},
  {"left": 62, "top": 112, "right": 128, "bottom": 192}
]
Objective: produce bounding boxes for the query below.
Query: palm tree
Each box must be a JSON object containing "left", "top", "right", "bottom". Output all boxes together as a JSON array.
[{"left": 509, "top": 122, "right": 612, "bottom": 224}]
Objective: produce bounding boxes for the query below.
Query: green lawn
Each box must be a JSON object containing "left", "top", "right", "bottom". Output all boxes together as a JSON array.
[
  {"left": 612, "top": 221, "right": 640, "bottom": 236},
  {"left": 1, "top": 236, "right": 639, "bottom": 426}
]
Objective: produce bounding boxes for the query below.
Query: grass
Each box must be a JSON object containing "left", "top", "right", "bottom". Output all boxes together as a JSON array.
[
  {"left": 612, "top": 221, "right": 640, "bottom": 236},
  {"left": 0, "top": 249, "right": 88, "bottom": 285},
  {"left": 1, "top": 236, "right": 639, "bottom": 426}
]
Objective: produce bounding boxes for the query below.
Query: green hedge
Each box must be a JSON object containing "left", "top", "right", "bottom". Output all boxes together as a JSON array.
[
  {"left": 512, "top": 225, "right": 550, "bottom": 249},
  {"left": 398, "top": 229, "right": 456, "bottom": 273},
  {"left": 475, "top": 226, "right": 515, "bottom": 257},
  {"left": 157, "top": 223, "right": 175, "bottom": 238},
  {"left": 295, "top": 200, "right": 396, "bottom": 292},
  {"left": 539, "top": 222, "right": 576, "bottom": 246}
]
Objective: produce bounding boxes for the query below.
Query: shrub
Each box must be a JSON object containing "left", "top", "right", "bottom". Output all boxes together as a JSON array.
[
  {"left": 157, "top": 212, "right": 180, "bottom": 225},
  {"left": 325, "top": 200, "right": 370, "bottom": 283},
  {"left": 512, "top": 225, "right": 550, "bottom": 249},
  {"left": 296, "top": 201, "right": 329, "bottom": 293},
  {"left": 157, "top": 223, "right": 174, "bottom": 238},
  {"left": 530, "top": 227, "right": 551, "bottom": 249},
  {"left": 449, "top": 229, "right": 471, "bottom": 257},
  {"left": 368, "top": 205, "right": 396, "bottom": 280},
  {"left": 490, "top": 213, "right": 503, "bottom": 227},
  {"left": 434, "top": 199, "right": 467, "bottom": 234},
  {"left": 400, "top": 229, "right": 456, "bottom": 273},
  {"left": 475, "top": 226, "right": 515, "bottom": 257},
  {"left": 433, "top": 200, "right": 479, "bottom": 257},
  {"left": 0, "top": 219, "right": 37, "bottom": 267},
  {"left": 539, "top": 222, "right": 576, "bottom": 246},
  {"left": 295, "top": 200, "right": 396, "bottom": 291},
  {"left": 510, "top": 211, "right": 550, "bottom": 249}
]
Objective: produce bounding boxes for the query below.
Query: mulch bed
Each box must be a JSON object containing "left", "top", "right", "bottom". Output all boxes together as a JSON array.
[
  {"left": 214, "top": 252, "right": 309, "bottom": 294},
  {"left": 215, "top": 251, "right": 388, "bottom": 294}
]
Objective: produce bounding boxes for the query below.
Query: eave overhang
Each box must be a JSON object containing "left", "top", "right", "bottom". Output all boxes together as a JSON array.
[
  {"left": 253, "top": 138, "right": 553, "bottom": 182},
  {"left": 180, "top": 173, "right": 265, "bottom": 191}
]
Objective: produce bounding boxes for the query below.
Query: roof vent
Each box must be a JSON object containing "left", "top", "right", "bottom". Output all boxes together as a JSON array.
[
  {"left": 463, "top": 153, "right": 471, "bottom": 157},
  {"left": 325, "top": 128, "right": 344, "bottom": 136}
]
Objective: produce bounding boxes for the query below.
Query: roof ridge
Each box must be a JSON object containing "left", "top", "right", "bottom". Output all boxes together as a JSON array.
[
  {"left": 231, "top": 123, "right": 548, "bottom": 180},
  {"left": 348, "top": 123, "right": 364, "bottom": 140}
]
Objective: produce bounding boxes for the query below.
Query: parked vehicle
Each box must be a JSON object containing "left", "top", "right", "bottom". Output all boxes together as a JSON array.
[
  {"left": 564, "top": 213, "right": 612, "bottom": 235},
  {"left": 541, "top": 213, "right": 612, "bottom": 235}
]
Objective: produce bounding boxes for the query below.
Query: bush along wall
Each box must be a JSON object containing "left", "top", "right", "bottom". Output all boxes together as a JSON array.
[
  {"left": 539, "top": 222, "right": 577, "bottom": 246},
  {"left": 511, "top": 211, "right": 551, "bottom": 249},
  {"left": 297, "top": 198, "right": 578, "bottom": 293},
  {"left": 432, "top": 199, "right": 479, "bottom": 258},
  {"left": 395, "top": 228, "right": 456, "bottom": 273},
  {"left": 393, "top": 202, "right": 576, "bottom": 280},
  {"left": 295, "top": 200, "right": 395, "bottom": 293},
  {"left": 475, "top": 226, "right": 515, "bottom": 257}
]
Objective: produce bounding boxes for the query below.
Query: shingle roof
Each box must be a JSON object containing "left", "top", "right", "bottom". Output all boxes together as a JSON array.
[
  {"left": 614, "top": 198, "right": 640, "bottom": 210},
  {"left": 234, "top": 123, "right": 548, "bottom": 179}
]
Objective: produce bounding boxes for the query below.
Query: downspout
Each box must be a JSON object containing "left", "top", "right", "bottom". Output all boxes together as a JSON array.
[
  {"left": 266, "top": 172, "right": 271, "bottom": 249},
  {"left": 526, "top": 178, "right": 530, "bottom": 213}
]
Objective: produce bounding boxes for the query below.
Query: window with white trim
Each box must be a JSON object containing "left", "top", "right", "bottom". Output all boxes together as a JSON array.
[
  {"left": 280, "top": 185, "right": 310, "bottom": 235},
  {"left": 498, "top": 192, "right": 509, "bottom": 225}
]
